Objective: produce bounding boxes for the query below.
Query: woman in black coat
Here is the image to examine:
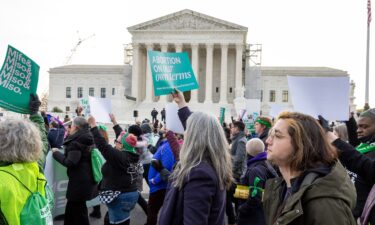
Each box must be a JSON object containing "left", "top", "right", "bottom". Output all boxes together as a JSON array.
[{"left": 53, "top": 116, "right": 96, "bottom": 225}]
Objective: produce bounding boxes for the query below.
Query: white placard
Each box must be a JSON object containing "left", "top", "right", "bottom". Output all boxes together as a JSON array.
[
  {"left": 166, "top": 102, "right": 184, "bottom": 134},
  {"left": 88, "top": 96, "right": 112, "bottom": 123},
  {"left": 269, "top": 104, "right": 290, "bottom": 118},
  {"left": 245, "top": 99, "right": 261, "bottom": 116},
  {"left": 287, "top": 76, "right": 350, "bottom": 121}
]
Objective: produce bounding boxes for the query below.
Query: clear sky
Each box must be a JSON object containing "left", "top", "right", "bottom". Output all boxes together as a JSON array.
[{"left": 1, "top": 0, "right": 374, "bottom": 108}]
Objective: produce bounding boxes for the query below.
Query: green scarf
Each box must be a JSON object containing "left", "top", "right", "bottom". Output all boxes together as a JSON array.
[{"left": 356, "top": 143, "right": 375, "bottom": 154}]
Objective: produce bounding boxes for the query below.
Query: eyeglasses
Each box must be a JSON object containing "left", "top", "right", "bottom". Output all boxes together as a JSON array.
[{"left": 114, "top": 140, "right": 121, "bottom": 144}]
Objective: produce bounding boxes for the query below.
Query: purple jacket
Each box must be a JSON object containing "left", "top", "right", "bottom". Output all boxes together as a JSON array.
[{"left": 157, "top": 161, "right": 226, "bottom": 225}]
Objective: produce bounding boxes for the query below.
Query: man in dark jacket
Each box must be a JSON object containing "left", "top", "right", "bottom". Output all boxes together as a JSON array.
[
  {"left": 238, "top": 138, "right": 277, "bottom": 225},
  {"left": 151, "top": 108, "right": 158, "bottom": 123},
  {"left": 254, "top": 116, "right": 272, "bottom": 145},
  {"left": 52, "top": 116, "right": 96, "bottom": 225},
  {"left": 47, "top": 120, "right": 65, "bottom": 149},
  {"left": 231, "top": 121, "right": 247, "bottom": 182},
  {"left": 330, "top": 108, "right": 375, "bottom": 224},
  {"left": 161, "top": 108, "right": 166, "bottom": 123}
]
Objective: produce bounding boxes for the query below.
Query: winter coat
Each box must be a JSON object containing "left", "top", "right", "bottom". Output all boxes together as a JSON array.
[
  {"left": 231, "top": 131, "right": 247, "bottom": 181},
  {"left": 157, "top": 161, "right": 226, "bottom": 225},
  {"left": 263, "top": 161, "right": 356, "bottom": 225},
  {"left": 334, "top": 138, "right": 375, "bottom": 184},
  {"left": 333, "top": 138, "right": 375, "bottom": 223},
  {"left": 258, "top": 127, "right": 270, "bottom": 145},
  {"left": 151, "top": 109, "right": 158, "bottom": 118},
  {"left": 53, "top": 128, "right": 96, "bottom": 201},
  {"left": 29, "top": 114, "right": 49, "bottom": 169},
  {"left": 47, "top": 127, "right": 65, "bottom": 148},
  {"left": 237, "top": 152, "right": 276, "bottom": 225},
  {"left": 139, "top": 133, "right": 154, "bottom": 165},
  {"left": 91, "top": 127, "right": 140, "bottom": 192},
  {"left": 148, "top": 140, "right": 175, "bottom": 194}
]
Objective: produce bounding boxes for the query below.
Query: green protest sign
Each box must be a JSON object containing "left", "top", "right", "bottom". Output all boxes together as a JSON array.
[
  {"left": 220, "top": 107, "right": 225, "bottom": 125},
  {"left": 0, "top": 45, "right": 39, "bottom": 114},
  {"left": 148, "top": 51, "right": 199, "bottom": 96}
]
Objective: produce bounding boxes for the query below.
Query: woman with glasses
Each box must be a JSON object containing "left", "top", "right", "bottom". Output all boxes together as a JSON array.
[{"left": 263, "top": 111, "right": 356, "bottom": 225}]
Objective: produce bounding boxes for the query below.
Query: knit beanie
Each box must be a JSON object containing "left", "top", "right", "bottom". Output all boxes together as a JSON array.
[
  {"left": 117, "top": 131, "right": 137, "bottom": 153},
  {"left": 246, "top": 138, "right": 265, "bottom": 157},
  {"left": 140, "top": 123, "right": 152, "bottom": 134},
  {"left": 360, "top": 108, "right": 375, "bottom": 120},
  {"left": 128, "top": 125, "right": 143, "bottom": 137}
]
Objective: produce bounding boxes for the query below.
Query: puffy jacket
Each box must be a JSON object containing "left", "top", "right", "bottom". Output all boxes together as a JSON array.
[
  {"left": 263, "top": 162, "right": 356, "bottom": 225},
  {"left": 53, "top": 128, "right": 96, "bottom": 201},
  {"left": 148, "top": 140, "right": 175, "bottom": 194}
]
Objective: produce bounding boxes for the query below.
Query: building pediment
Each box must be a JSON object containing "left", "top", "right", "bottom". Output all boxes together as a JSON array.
[{"left": 128, "top": 9, "right": 248, "bottom": 32}]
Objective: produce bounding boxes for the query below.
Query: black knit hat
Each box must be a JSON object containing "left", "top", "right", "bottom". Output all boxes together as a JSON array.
[
  {"left": 140, "top": 123, "right": 152, "bottom": 134},
  {"left": 128, "top": 124, "right": 143, "bottom": 137}
]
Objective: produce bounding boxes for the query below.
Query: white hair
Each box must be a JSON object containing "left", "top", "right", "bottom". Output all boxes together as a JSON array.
[
  {"left": 171, "top": 111, "right": 233, "bottom": 190},
  {"left": 246, "top": 138, "right": 265, "bottom": 157},
  {"left": 0, "top": 119, "right": 42, "bottom": 162}
]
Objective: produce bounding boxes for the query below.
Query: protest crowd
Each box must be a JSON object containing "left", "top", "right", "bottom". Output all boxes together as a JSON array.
[{"left": 1, "top": 89, "right": 375, "bottom": 225}]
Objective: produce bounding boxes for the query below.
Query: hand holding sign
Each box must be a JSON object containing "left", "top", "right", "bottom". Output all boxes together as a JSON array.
[{"left": 171, "top": 89, "right": 187, "bottom": 109}]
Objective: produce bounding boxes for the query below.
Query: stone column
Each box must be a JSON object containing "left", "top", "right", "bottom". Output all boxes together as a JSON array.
[
  {"left": 175, "top": 43, "right": 183, "bottom": 52},
  {"left": 190, "top": 43, "right": 199, "bottom": 103},
  {"left": 131, "top": 43, "right": 139, "bottom": 102},
  {"left": 219, "top": 43, "right": 228, "bottom": 104},
  {"left": 159, "top": 43, "right": 169, "bottom": 103},
  {"left": 144, "top": 43, "right": 154, "bottom": 102},
  {"left": 205, "top": 43, "right": 214, "bottom": 104},
  {"left": 235, "top": 44, "right": 243, "bottom": 98}
]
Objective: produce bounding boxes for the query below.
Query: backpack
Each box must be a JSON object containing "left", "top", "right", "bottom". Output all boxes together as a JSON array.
[
  {"left": 91, "top": 147, "right": 105, "bottom": 183},
  {"left": 0, "top": 170, "right": 54, "bottom": 225}
]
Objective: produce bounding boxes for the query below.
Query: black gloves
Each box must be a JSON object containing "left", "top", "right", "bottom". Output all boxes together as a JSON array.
[
  {"left": 318, "top": 115, "right": 332, "bottom": 132},
  {"left": 151, "top": 159, "right": 164, "bottom": 172},
  {"left": 29, "top": 94, "right": 41, "bottom": 115}
]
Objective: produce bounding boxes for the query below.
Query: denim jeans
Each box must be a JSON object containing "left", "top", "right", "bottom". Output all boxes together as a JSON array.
[{"left": 106, "top": 191, "right": 139, "bottom": 224}]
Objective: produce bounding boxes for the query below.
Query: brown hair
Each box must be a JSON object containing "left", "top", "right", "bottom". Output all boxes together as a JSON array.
[
  {"left": 276, "top": 111, "right": 337, "bottom": 172},
  {"left": 99, "top": 129, "right": 109, "bottom": 143}
]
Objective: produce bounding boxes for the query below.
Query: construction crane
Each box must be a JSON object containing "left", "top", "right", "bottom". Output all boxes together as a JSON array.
[{"left": 64, "top": 32, "right": 95, "bottom": 65}]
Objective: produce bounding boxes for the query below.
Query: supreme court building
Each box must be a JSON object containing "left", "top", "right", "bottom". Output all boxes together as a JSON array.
[{"left": 48, "top": 9, "right": 355, "bottom": 122}]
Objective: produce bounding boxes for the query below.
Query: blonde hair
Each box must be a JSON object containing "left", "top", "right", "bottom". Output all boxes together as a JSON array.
[
  {"left": 333, "top": 124, "right": 348, "bottom": 142},
  {"left": 246, "top": 138, "right": 265, "bottom": 156},
  {"left": 171, "top": 112, "right": 233, "bottom": 190},
  {"left": 0, "top": 119, "right": 42, "bottom": 162}
]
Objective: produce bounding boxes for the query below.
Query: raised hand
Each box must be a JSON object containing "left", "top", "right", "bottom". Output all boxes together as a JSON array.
[
  {"left": 171, "top": 88, "right": 187, "bottom": 108},
  {"left": 29, "top": 94, "right": 41, "bottom": 115},
  {"left": 109, "top": 113, "right": 118, "bottom": 125},
  {"left": 87, "top": 115, "right": 97, "bottom": 128}
]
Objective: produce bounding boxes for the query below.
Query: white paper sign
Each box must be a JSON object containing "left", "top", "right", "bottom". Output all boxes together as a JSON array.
[
  {"left": 269, "top": 104, "right": 290, "bottom": 118},
  {"left": 88, "top": 96, "right": 112, "bottom": 123},
  {"left": 246, "top": 99, "right": 261, "bottom": 116},
  {"left": 166, "top": 103, "right": 184, "bottom": 134},
  {"left": 287, "top": 76, "right": 350, "bottom": 121}
]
